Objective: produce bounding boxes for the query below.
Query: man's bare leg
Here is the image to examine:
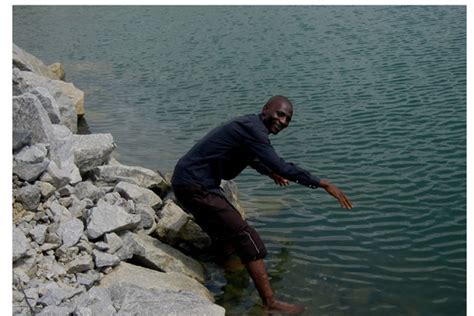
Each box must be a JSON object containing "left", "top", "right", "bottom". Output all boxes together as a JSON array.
[{"left": 246, "top": 259, "right": 305, "bottom": 314}]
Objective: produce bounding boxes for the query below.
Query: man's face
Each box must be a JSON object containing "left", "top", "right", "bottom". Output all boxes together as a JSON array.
[{"left": 262, "top": 101, "right": 293, "bottom": 135}]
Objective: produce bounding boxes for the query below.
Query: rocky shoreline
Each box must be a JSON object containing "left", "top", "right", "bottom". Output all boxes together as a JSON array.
[{"left": 12, "top": 44, "right": 241, "bottom": 315}]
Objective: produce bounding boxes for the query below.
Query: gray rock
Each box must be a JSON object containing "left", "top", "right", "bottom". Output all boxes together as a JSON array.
[
  {"left": 114, "top": 231, "right": 144, "bottom": 261},
  {"left": 179, "top": 220, "right": 212, "bottom": 250},
  {"left": 29, "top": 224, "right": 48, "bottom": 245},
  {"left": 15, "top": 184, "right": 41, "bottom": 212},
  {"left": 92, "top": 250, "right": 120, "bottom": 268},
  {"left": 130, "top": 232, "right": 205, "bottom": 283},
  {"left": 13, "top": 93, "right": 54, "bottom": 144},
  {"left": 154, "top": 200, "right": 189, "bottom": 244},
  {"left": 57, "top": 184, "right": 74, "bottom": 197},
  {"left": 48, "top": 201, "right": 72, "bottom": 222},
  {"left": 47, "top": 126, "right": 83, "bottom": 185},
  {"left": 74, "top": 286, "right": 116, "bottom": 316},
  {"left": 221, "top": 180, "right": 246, "bottom": 219},
  {"left": 92, "top": 163, "right": 167, "bottom": 192},
  {"left": 36, "top": 181, "right": 56, "bottom": 199},
  {"left": 94, "top": 241, "right": 110, "bottom": 251},
  {"left": 29, "top": 87, "right": 62, "bottom": 124},
  {"left": 86, "top": 200, "right": 141, "bottom": 239},
  {"left": 37, "top": 281, "right": 84, "bottom": 307},
  {"left": 101, "top": 192, "right": 122, "bottom": 205},
  {"left": 37, "top": 305, "right": 75, "bottom": 316},
  {"left": 104, "top": 233, "right": 123, "bottom": 254},
  {"left": 13, "top": 43, "right": 61, "bottom": 80},
  {"left": 98, "top": 262, "right": 214, "bottom": 302},
  {"left": 13, "top": 254, "right": 37, "bottom": 284},
  {"left": 57, "top": 217, "right": 84, "bottom": 247},
  {"left": 73, "top": 134, "right": 116, "bottom": 173},
  {"left": 107, "top": 283, "right": 224, "bottom": 316},
  {"left": 135, "top": 204, "right": 155, "bottom": 230},
  {"left": 76, "top": 270, "right": 101, "bottom": 289},
  {"left": 47, "top": 62, "right": 65, "bottom": 81},
  {"left": 13, "top": 143, "right": 49, "bottom": 182},
  {"left": 40, "top": 160, "right": 73, "bottom": 189},
  {"left": 12, "top": 130, "right": 32, "bottom": 153},
  {"left": 36, "top": 254, "right": 67, "bottom": 280},
  {"left": 66, "top": 254, "right": 94, "bottom": 273},
  {"left": 77, "top": 239, "right": 94, "bottom": 255},
  {"left": 15, "top": 70, "right": 82, "bottom": 132},
  {"left": 40, "top": 242, "right": 60, "bottom": 252},
  {"left": 114, "top": 181, "right": 162, "bottom": 210},
  {"left": 68, "top": 198, "right": 88, "bottom": 218},
  {"left": 13, "top": 227, "right": 31, "bottom": 262},
  {"left": 74, "top": 181, "right": 103, "bottom": 202}
]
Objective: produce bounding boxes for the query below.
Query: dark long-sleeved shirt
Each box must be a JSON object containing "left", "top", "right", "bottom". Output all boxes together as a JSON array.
[{"left": 171, "top": 114, "right": 321, "bottom": 190}]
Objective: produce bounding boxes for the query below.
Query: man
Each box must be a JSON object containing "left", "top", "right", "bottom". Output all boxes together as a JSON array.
[{"left": 172, "top": 95, "right": 353, "bottom": 314}]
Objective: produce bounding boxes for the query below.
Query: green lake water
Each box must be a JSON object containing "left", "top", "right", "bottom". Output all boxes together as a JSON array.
[{"left": 13, "top": 6, "right": 466, "bottom": 315}]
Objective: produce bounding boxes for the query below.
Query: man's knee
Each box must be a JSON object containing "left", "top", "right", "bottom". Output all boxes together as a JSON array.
[{"left": 234, "top": 226, "right": 267, "bottom": 264}]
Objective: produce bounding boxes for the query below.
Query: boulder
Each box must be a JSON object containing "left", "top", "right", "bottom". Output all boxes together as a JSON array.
[
  {"left": 36, "top": 254, "right": 67, "bottom": 280},
  {"left": 74, "top": 181, "right": 103, "bottom": 202},
  {"left": 29, "top": 224, "right": 48, "bottom": 245},
  {"left": 128, "top": 232, "right": 205, "bottom": 283},
  {"left": 221, "top": 180, "right": 246, "bottom": 219},
  {"left": 107, "top": 283, "right": 225, "bottom": 316},
  {"left": 13, "top": 227, "right": 30, "bottom": 262},
  {"left": 40, "top": 160, "right": 76, "bottom": 189},
  {"left": 13, "top": 143, "right": 49, "bottom": 182},
  {"left": 48, "top": 200, "right": 72, "bottom": 222},
  {"left": 74, "top": 287, "right": 116, "bottom": 316},
  {"left": 13, "top": 93, "right": 54, "bottom": 144},
  {"left": 98, "top": 262, "right": 213, "bottom": 302},
  {"left": 92, "top": 163, "right": 167, "bottom": 192},
  {"left": 36, "top": 181, "right": 56, "bottom": 199},
  {"left": 15, "top": 70, "right": 83, "bottom": 131},
  {"left": 76, "top": 270, "right": 101, "bottom": 289},
  {"left": 29, "top": 87, "right": 62, "bottom": 124},
  {"left": 135, "top": 204, "right": 155, "bottom": 230},
  {"left": 57, "top": 217, "right": 84, "bottom": 248},
  {"left": 47, "top": 62, "right": 65, "bottom": 81},
  {"left": 114, "top": 181, "right": 162, "bottom": 210},
  {"left": 92, "top": 250, "right": 120, "bottom": 268},
  {"left": 13, "top": 43, "right": 61, "bottom": 80},
  {"left": 154, "top": 200, "right": 189, "bottom": 244},
  {"left": 86, "top": 199, "right": 141, "bottom": 239},
  {"left": 114, "top": 231, "right": 145, "bottom": 261},
  {"left": 103, "top": 232, "right": 123, "bottom": 254},
  {"left": 179, "top": 220, "right": 212, "bottom": 250},
  {"left": 72, "top": 134, "right": 115, "bottom": 173},
  {"left": 15, "top": 184, "right": 41, "bottom": 212},
  {"left": 47, "top": 124, "right": 82, "bottom": 185},
  {"left": 66, "top": 254, "right": 94, "bottom": 274},
  {"left": 36, "top": 281, "right": 84, "bottom": 307},
  {"left": 12, "top": 130, "right": 32, "bottom": 153}
]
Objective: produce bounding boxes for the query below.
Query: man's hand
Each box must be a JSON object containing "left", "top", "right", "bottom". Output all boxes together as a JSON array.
[
  {"left": 270, "top": 172, "right": 290, "bottom": 187},
  {"left": 319, "top": 179, "right": 353, "bottom": 210}
]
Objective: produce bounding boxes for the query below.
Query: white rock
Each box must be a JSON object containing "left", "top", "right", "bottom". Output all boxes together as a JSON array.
[
  {"left": 86, "top": 200, "right": 141, "bottom": 239},
  {"left": 114, "top": 181, "right": 162, "bottom": 210}
]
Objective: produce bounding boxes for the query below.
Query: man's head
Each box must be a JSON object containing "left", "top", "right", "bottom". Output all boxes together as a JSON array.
[{"left": 261, "top": 95, "right": 294, "bottom": 135}]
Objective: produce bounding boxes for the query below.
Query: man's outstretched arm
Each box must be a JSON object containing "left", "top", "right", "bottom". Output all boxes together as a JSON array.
[{"left": 319, "top": 179, "right": 353, "bottom": 210}]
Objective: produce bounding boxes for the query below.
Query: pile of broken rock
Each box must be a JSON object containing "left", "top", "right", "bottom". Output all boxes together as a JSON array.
[{"left": 12, "top": 43, "right": 240, "bottom": 315}]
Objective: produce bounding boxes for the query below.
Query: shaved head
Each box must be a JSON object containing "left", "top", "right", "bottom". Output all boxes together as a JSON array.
[
  {"left": 261, "top": 95, "right": 294, "bottom": 134},
  {"left": 264, "top": 95, "right": 293, "bottom": 110}
]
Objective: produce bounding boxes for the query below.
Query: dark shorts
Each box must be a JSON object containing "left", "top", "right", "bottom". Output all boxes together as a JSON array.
[{"left": 172, "top": 183, "right": 267, "bottom": 264}]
